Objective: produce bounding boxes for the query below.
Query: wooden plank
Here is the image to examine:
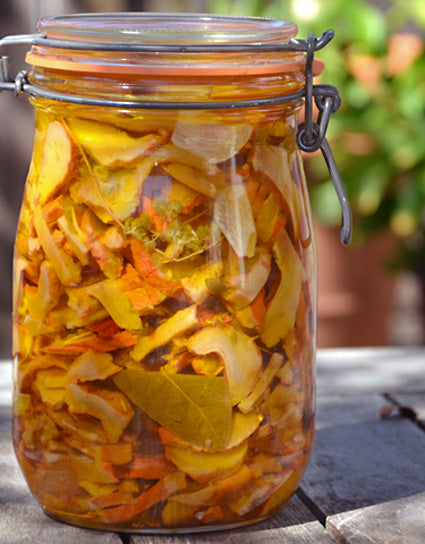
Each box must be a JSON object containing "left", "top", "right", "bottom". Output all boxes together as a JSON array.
[
  {"left": 130, "top": 496, "right": 339, "bottom": 543},
  {"left": 327, "top": 492, "right": 425, "bottom": 544},
  {"left": 316, "top": 347, "right": 425, "bottom": 396},
  {"left": 300, "top": 394, "right": 425, "bottom": 543},
  {"left": 0, "top": 407, "right": 122, "bottom": 544}
]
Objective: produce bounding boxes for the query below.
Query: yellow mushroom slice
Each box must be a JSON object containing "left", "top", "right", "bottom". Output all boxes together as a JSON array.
[
  {"left": 86, "top": 279, "right": 143, "bottom": 331},
  {"left": 68, "top": 118, "right": 165, "bottom": 168},
  {"left": 228, "top": 470, "right": 293, "bottom": 516},
  {"left": 238, "top": 353, "right": 284, "bottom": 414},
  {"left": 162, "top": 163, "right": 218, "bottom": 198},
  {"left": 36, "top": 120, "right": 74, "bottom": 204},
  {"left": 188, "top": 326, "right": 262, "bottom": 405},
  {"left": 256, "top": 193, "right": 282, "bottom": 244},
  {"left": 70, "top": 159, "right": 154, "bottom": 222},
  {"left": 68, "top": 349, "right": 122, "bottom": 383},
  {"left": 252, "top": 145, "right": 304, "bottom": 241},
  {"left": 172, "top": 485, "right": 216, "bottom": 506},
  {"left": 260, "top": 230, "right": 303, "bottom": 347},
  {"left": 181, "top": 261, "right": 223, "bottom": 304},
  {"left": 165, "top": 441, "right": 248, "bottom": 482},
  {"left": 224, "top": 249, "right": 271, "bottom": 309},
  {"left": 132, "top": 305, "right": 198, "bottom": 361},
  {"left": 65, "top": 383, "right": 134, "bottom": 443},
  {"left": 226, "top": 411, "right": 263, "bottom": 449},
  {"left": 25, "top": 260, "right": 61, "bottom": 323},
  {"left": 214, "top": 184, "right": 257, "bottom": 258},
  {"left": 33, "top": 205, "right": 82, "bottom": 286},
  {"left": 33, "top": 367, "right": 69, "bottom": 409}
]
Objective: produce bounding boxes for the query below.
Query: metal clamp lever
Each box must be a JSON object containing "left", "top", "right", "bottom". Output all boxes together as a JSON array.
[{"left": 296, "top": 33, "right": 352, "bottom": 245}]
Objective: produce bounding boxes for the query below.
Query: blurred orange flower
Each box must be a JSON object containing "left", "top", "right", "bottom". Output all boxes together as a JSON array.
[
  {"left": 386, "top": 33, "right": 423, "bottom": 77},
  {"left": 348, "top": 54, "right": 381, "bottom": 85}
]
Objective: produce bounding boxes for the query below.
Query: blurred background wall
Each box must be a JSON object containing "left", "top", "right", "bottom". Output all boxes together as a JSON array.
[{"left": 0, "top": 0, "right": 424, "bottom": 357}]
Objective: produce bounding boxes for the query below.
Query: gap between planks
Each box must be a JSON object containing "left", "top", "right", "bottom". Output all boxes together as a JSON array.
[{"left": 383, "top": 392, "right": 425, "bottom": 433}]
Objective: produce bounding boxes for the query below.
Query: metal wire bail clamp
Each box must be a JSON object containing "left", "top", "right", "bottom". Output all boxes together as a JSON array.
[
  {"left": 0, "top": 28, "right": 352, "bottom": 244},
  {"left": 296, "top": 34, "right": 351, "bottom": 245}
]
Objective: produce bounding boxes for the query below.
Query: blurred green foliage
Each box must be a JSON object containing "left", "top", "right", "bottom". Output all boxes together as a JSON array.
[{"left": 207, "top": 0, "right": 425, "bottom": 273}]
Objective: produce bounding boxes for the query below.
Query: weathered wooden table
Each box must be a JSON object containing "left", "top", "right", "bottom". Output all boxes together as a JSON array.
[{"left": 1, "top": 347, "right": 424, "bottom": 543}]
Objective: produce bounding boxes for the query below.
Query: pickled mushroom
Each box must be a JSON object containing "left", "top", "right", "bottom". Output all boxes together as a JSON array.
[
  {"left": 71, "top": 455, "right": 118, "bottom": 485},
  {"left": 228, "top": 471, "right": 292, "bottom": 516},
  {"left": 224, "top": 249, "right": 271, "bottom": 309},
  {"left": 214, "top": 184, "right": 257, "bottom": 258},
  {"left": 226, "top": 411, "right": 263, "bottom": 449},
  {"left": 71, "top": 160, "right": 154, "bottom": 222},
  {"left": 68, "top": 118, "right": 165, "bottom": 168},
  {"left": 256, "top": 193, "right": 282, "bottom": 244},
  {"left": 24, "top": 261, "right": 61, "bottom": 324},
  {"left": 68, "top": 350, "right": 122, "bottom": 383},
  {"left": 238, "top": 353, "right": 284, "bottom": 413},
  {"left": 33, "top": 205, "right": 82, "bottom": 286},
  {"left": 36, "top": 121, "right": 74, "bottom": 204},
  {"left": 260, "top": 230, "right": 303, "bottom": 347},
  {"left": 165, "top": 441, "right": 248, "bottom": 482},
  {"left": 181, "top": 261, "right": 223, "bottom": 304},
  {"left": 34, "top": 367, "right": 68, "bottom": 409},
  {"left": 82, "top": 210, "right": 123, "bottom": 279},
  {"left": 252, "top": 145, "right": 302, "bottom": 240},
  {"left": 85, "top": 280, "right": 143, "bottom": 331},
  {"left": 233, "top": 289, "right": 266, "bottom": 329},
  {"left": 172, "top": 118, "right": 252, "bottom": 164},
  {"left": 150, "top": 143, "right": 223, "bottom": 177},
  {"left": 57, "top": 208, "right": 89, "bottom": 266},
  {"left": 48, "top": 407, "right": 108, "bottom": 443},
  {"left": 188, "top": 326, "right": 262, "bottom": 405},
  {"left": 132, "top": 305, "right": 198, "bottom": 361},
  {"left": 172, "top": 484, "right": 216, "bottom": 506},
  {"left": 65, "top": 383, "right": 134, "bottom": 443},
  {"left": 162, "top": 163, "right": 217, "bottom": 198}
]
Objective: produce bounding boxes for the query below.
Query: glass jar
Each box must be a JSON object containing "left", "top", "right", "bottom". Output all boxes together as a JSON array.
[{"left": 8, "top": 13, "right": 344, "bottom": 534}]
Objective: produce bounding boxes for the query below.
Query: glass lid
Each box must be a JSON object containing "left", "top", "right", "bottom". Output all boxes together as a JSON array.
[{"left": 36, "top": 13, "right": 298, "bottom": 46}]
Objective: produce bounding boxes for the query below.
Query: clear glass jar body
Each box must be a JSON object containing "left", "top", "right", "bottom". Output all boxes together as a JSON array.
[{"left": 12, "top": 14, "right": 317, "bottom": 533}]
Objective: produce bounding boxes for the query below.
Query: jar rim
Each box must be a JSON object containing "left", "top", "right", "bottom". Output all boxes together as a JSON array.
[
  {"left": 37, "top": 12, "right": 298, "bottom": 45},
  {"left": 26, "top": 12, "right": 324, "bottom": 77}
]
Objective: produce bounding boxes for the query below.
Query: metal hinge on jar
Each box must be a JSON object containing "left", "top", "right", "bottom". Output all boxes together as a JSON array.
[{"left": 0, "top": 29, "right": 352, "bottom": 244}]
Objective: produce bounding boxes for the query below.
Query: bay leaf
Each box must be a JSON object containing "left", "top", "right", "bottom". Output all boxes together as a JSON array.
[{"left": 114, "top": 370, "right": 232, "bottom": 451}]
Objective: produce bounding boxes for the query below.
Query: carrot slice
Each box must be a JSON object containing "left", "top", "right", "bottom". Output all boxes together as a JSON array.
[
  {"left": 115, "top": 457, "right": 176, "bottom": 480},
  {"left": 102, "top": 472, "right": 187, "bottom": 524},
  {"left": 130, "top": 239, "right": 179, "bottom": 295}
]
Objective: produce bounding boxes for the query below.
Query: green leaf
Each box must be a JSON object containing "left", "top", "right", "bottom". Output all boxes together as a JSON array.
[{"left": 114, "top": 370, "right": 232, "bottom": 450}]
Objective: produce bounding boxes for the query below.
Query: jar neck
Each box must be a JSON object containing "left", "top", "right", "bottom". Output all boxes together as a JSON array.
[{"left": 28, "top": 66, "right": 306, "bottom": 109}]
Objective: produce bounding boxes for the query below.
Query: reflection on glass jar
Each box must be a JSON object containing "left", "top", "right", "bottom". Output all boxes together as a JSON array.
[{"left": 11, "top": 13, "right": 318, "bottom": 533}]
